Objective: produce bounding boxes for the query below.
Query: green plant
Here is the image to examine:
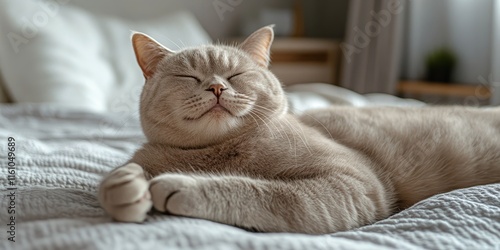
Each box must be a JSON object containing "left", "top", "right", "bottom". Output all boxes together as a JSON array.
[
  {"left": 425, "top": 48, "right": 457, "bottom": 82},
  {"left": 426, "top": 48, "right": 457, "bottom": 69}
]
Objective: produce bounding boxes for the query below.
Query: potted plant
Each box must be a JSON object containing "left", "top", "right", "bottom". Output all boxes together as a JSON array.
[{"left": 425, "top": 48, "right": 457, "bottom": 83}]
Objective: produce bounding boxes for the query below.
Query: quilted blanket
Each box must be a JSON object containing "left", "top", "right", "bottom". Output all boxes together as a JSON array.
[{"left": 0, "top": 104, "right": 499, "bottom": 250}]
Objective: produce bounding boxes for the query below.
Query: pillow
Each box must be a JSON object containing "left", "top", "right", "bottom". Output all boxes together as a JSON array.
[
  {"left": 286, "top": 83, "right": 425, "bottom": 114},
  {"left": 0, "top": 0, "right": 211, "bottom": 112}
]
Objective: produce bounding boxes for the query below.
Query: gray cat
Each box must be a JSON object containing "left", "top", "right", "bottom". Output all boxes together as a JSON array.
[{"left": 99, "top": 26, "right": 500, "bottom": 234}]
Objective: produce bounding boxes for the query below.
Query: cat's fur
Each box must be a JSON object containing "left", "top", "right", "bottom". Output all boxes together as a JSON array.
[{"left": 98, "top": 26, "right": 500, "bottom": 234}]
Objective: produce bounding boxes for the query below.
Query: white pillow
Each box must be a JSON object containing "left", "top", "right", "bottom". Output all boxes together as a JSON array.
[
  {"left": 0, "top": 0, "right": 211, "bottom": 112},
  {"left": 286, "top": 83, "right": 425, "bottom": 114}
]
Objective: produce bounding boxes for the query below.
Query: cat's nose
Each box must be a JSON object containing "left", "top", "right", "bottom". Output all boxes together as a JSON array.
[{"left": 206, "top": 83, "right": 227, "bottom": 98}]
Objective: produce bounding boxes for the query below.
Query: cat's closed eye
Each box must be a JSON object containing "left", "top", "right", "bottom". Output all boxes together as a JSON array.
[
  {"left": 175, "top": 75, "right": 201, "bottom": 83},
  {"left": 228, "top": 72, "right": 244, "bottom": 81}
]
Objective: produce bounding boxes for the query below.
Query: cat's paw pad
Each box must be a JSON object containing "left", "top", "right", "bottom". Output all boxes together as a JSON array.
[
  {"left": 98, "top": 163, "right": 152, "bottom": 222},
  {"left": 149, "top": 174, "right": 201, "bottom": 216}
]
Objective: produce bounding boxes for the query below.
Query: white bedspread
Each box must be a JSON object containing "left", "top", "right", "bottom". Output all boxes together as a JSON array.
[{"left": 0, "top": 104, "right": 499, "bottom": 250}]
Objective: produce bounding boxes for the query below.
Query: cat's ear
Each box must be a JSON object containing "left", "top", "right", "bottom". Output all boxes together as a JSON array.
[
  {"left": 132, "top": 32, "right": 174, "bottom": 79},
  {"left": 239, "top": 25, "right": 274, "bottom": 68}
]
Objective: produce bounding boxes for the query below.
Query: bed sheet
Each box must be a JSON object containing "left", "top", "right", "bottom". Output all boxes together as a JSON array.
[{"left": 0, "top": 104, "right": 499, "bottom": 250}]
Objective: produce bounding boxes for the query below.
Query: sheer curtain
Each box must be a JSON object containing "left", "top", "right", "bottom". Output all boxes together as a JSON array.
[{"left": 340, "top": 0, "right": 406, "bottom": 94}]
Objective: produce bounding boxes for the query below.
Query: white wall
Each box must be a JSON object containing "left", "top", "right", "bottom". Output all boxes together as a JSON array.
[
  {"left": 70, "top": 0, "right": 294, "bottom": 39},
  {"left": 70, "top": 0, "right": 349, "bottom": 40}
]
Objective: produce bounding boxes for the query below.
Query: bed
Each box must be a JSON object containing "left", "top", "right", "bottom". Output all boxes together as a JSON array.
[
  {"left": 0, "top": 1, "right": 499, "bottom": 249},
  {"left": 1, "top": 100, "right": 499, "bottom": 250}
]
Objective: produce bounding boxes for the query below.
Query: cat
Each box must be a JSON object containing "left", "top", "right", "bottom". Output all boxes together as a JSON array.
[{"left": 98, "top": 26, "right": 500, "bottom": 234}]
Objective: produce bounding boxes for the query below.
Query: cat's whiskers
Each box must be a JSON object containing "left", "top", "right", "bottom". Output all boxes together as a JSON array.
[
  {"left": 178, "top": 39, "right": 187, "bottom": 48},
  {"left": 246, "top": 105, "right": 289, "bottom": 142},
  {"left": 284, "top": 105, "right": 340, "bottom": 159},
  {"left": 142, "top": 106, "right": 187, "bottom": 137},
  {"left": 290, "top": 108, "right": 337, "bottom": 159},
  {"left": 182, "top": 94, "right": 220, "bottom": 120},
  {"left": 247, "top": 111, "right": 278, "bottom": 139},
  {"left": 154, "top": 34, "right": 183, "bottom": 50},
  {"left": 244, "top": 111, "right": 261, "bottom": 129},
  {"left": 251, "top": 107, "right": 298, "bottom": 159},
  {"left": 247, "top": 110, "right": 282, "bottom": 143},
  {"left": 296, "top": 112, "right": 335, "bottom": 140},
  {"left": 253, "top": 105, "right": 313, "bottom": 155}
]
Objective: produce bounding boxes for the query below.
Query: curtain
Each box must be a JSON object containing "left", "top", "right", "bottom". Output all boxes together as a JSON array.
[
  {"left": 340, "top": 0, "right": 406, "bottom": 94},
  {"left": 491, "top": 1, "right": 500, "bottom": 105}
]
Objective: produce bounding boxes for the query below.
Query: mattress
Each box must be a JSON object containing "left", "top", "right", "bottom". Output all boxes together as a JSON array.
[{"left": 0, "top": 104, "right": 499, "bottom": 250}]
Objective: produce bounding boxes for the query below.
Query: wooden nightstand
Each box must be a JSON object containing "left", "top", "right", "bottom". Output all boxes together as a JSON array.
[
  {"left": 397, "top": 80, "right": 491, "bottom": 105},
  {"left": 225, "top": 37, "right": 340, "bottom": 85},
  {"left": 269, "top": 38, "right": 340, "bottom": 85}
]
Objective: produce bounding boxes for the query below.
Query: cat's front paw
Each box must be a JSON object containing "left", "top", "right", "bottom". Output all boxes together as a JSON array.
[
  {"left": 98, "top": 163, "right": 152, "bottom": 222},
  {"left": 149, "top": 174, "right": 202, "bottom": 216}
]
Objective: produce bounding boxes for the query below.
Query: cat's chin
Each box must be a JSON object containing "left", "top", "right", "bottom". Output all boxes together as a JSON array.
[
  {"left": 181, "top": 104, "right": 242, "bottom": 136},
  {"left": 180, "top": 114, "right": 242, "bottom": 146},
  {"left": 184, "top": 104, "right": 233, "bottom": 121}
]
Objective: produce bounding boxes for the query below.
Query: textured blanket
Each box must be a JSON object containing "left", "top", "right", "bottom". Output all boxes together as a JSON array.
[{"left": 0, "top": 104, "right": 499, "bottom": 250}]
